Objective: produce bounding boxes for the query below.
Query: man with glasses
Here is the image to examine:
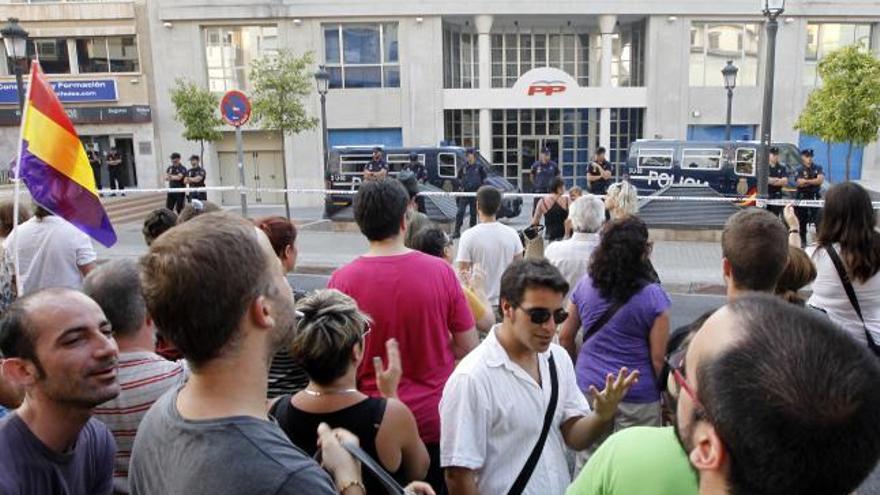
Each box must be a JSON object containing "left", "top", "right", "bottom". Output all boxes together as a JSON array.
[
  {"left": 441, "top": 259, "right": 638, "bottom": 495},
  {"left": 675, "top": 294, "right": 880, "bottom": 495}
]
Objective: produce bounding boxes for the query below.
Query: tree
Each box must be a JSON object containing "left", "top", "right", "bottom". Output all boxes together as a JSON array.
[
  {"left": 170, "top": 79, "right": 223, "bottom": 164},
  {"left": 250, "top": 50, "right": 319, "bottom": 218},
  {"left": 795, "top": 45, "right": 880, "bottom": 181}
]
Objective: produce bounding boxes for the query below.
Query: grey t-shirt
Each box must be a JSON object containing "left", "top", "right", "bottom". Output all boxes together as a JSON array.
[{"left": 129, "top": 387, "right": 336, "bottom": 495}]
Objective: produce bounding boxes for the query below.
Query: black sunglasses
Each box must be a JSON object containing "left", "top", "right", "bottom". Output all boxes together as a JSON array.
[{"left": 522, "top": 307, "right": 569, "bottom": 325}]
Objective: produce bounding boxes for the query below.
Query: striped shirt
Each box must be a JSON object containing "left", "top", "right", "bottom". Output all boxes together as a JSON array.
[
  {"left": 93, "top": 351, "right": 187, "bottom": 494},
  {"left": 267, "top": 349, "right": 309, "bottom": 398}
]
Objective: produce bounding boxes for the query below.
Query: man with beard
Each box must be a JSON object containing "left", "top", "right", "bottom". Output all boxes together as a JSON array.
[
  {"left": 0, "top": 288, "right": 120, "bottom": 494},
  {"left": 674, "top": 295, "right": 880, "bottom": 495},
  {"left": 130, "top": 212, "right": 369, "bottom": 495}
]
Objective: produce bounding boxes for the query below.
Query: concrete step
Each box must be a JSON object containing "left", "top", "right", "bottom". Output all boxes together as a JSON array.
[{"left": 101, "top": 193, "right": 165, "bottom": 226}]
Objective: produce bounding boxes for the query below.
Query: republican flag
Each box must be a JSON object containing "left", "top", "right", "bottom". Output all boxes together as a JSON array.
[{"left": 16, "top": 61, "right": 116, "bottom": 247}]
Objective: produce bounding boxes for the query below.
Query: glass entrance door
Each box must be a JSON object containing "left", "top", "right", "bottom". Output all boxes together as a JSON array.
[{"left": 519, "top": 137, "right": 560, "bottom": 192}]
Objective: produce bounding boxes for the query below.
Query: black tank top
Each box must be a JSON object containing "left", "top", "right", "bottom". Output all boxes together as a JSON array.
[
  {"left": 270, "top": 395, "right": 405, "bottom": 494},
  {"left": 544, "top": 199, "right": 567, "bottom": 241}
]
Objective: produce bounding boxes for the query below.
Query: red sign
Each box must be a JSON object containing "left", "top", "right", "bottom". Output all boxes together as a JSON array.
[
  {"left": 527, "top": 81, "right": 567, "bottom": 96},
  {"left": 220, "top": 90, "right": 251, "bottom": 127}
]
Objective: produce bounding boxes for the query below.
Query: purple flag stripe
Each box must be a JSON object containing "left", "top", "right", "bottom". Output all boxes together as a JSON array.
[{"left": 19, "top": 143, "right": 117, "bottom": 247}]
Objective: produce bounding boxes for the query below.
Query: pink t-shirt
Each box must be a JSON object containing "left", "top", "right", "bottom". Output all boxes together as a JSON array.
[{"left": 328, "top": 251, "right": 475, "bottom": 444}]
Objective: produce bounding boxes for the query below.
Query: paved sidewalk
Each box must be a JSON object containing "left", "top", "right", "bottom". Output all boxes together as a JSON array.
[{"left": 97, "top": 204, "right": 725, "bottom": 294}]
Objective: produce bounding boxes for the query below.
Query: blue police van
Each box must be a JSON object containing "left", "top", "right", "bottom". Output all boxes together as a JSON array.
[
  {"left": 324, "top": 146, "right": 523, "bottom": 220},
  {"left": 623, "top": 140, "right": 802, "bottom": 196}
]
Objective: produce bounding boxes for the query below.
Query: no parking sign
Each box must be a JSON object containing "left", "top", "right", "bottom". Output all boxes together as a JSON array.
[{"left": 220, "top": 90, "right": 251, "bottom": 127}]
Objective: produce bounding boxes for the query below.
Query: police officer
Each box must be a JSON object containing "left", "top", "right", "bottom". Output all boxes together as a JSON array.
[
  {"left": 794, "top": 148, "right": 824, "bottom": 248},
  {"left": 453, "top": 148, "right": 486, "bottom": 238},
  {"left": 402, "top": 151, "right": 428, "bottom": 213},
  {"left": 529, "top": 147, "right": 560, "bottom": 211},
  {"left": 106, "top": 146, "right": 126, "bottom": 196},
  {"left": 767, "top": 147, "right": 789, "bottom": 218},
  {"left": 86, "top": 144, "right": 103, "bottom": 193},
  {"left": 587, "top": 146, "right": 613, "bottom": 195},
  {"left": 364, "top": 146, "right": 388, "bottom": 181},
  {"left": 165, "top": 152, "right": 187, "bottom": 213},
  {"left": 185, "top": 154, "right": 207, "bottom": 202}
]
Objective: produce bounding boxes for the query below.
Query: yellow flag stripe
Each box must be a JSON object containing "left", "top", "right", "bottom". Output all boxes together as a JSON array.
[{"left": 22, "top": 105, "right": 96, "bottom": 195}]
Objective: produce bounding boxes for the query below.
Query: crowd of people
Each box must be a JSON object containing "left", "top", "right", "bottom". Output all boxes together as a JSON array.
[{"left": 0, "top": 163, "right": 878, "bottom": 495}]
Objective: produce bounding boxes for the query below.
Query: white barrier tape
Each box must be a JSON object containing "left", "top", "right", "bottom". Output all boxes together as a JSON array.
[{"left": 90, "top": 185, "right": 879, "bottom": 209}]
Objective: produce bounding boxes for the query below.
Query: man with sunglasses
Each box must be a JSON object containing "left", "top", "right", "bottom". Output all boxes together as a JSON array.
[
  {"left": 441, "top": 259, "right": 638, "bottom": 495},
  {"left": 676, "top": 295, "right": 880, "bottom": 495}
]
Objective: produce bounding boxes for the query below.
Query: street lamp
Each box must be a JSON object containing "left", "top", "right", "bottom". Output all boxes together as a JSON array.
[
  {"left": 1, "top": 18, "right": 29, "bottom": 115},
  {"left": 722, "top": 60, "right": 738, "bottom": 141},
  {"left": 757, "top": 0, "right": 785, "bottom": 201},
  {"left": 314, "top": 66, "right": 330, "bottom": 172}
]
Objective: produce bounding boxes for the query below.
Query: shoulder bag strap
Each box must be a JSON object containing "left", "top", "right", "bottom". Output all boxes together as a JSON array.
[
  {"left": 582, "top": 301, "right": 625, "bottom": 344},
  {"left": 268, "top": 394, "right": 293, "bottom": 430},
  {"left": 508, "top": 354, "right": 559, "bottom": 495},
  {"left": 825, "top": 245, "right": 880, "bottom": 356}
]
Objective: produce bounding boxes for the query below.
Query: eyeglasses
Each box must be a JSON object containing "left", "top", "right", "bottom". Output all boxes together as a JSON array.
[
  {"left": 521, "top": 307, "right": 569, "bottom": 325},
  {"left": 665, "top": 347, "right": 702, "bottom": 409}
]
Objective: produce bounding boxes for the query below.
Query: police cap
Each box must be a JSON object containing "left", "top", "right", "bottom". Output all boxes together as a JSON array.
[{"left": 800, "top": 148, "right": 814, "bottom": 157}]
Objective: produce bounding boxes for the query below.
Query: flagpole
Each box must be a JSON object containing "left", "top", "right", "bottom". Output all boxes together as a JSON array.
[{"left": 11, "top": 61, "right": 36, "bottom": 297}]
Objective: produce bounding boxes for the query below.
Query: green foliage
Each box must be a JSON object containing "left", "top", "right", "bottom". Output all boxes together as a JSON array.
[
  {"left": 795, "top": 45, "right": 880, "bottom": 180},
  {"left": 249, "top": 50, "right": 318, "bottom": 135},
  {"left": 169, "top": 79, "right": 223, "bottom": 157}
]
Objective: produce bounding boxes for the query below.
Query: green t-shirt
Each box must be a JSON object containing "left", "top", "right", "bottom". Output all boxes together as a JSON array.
[{"left": 567, "top": 426, "right": 699, "bottom": 495}]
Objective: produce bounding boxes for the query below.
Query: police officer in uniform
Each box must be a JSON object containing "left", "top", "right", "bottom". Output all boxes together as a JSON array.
[
  {"left": 86, "top": 144, "right": 103, "bottom": 192},
  {"left": 453, "top": 148, "right": 486, "bottom": 238},
  {"left": 794, "top": 148, "right": 824, "bottom": 248},
  {"left": 587, "top": 146, "right": 614, "bottom": 195},
  {"left": 403, "top": 151, "right": 428, "bottom": 213},
  {"left": 165, "top": 152, "right": 188, "bottom": 213},
  {"left": 185, "top": 154, "right": 207, "bottom": 202},
  {"left": 106, "top": 147, "right": 126, "bottom": 196},
  {"left": 767, "top": 147, "right": 789, "bottom": 218},
  {"left": 364, "top": 146, "right": 388, "bottom": 181},
  {"left": 529, "top": 147, "right": 560, "bottom": 212}
]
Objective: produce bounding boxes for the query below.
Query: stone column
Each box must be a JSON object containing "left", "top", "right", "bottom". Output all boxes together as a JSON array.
[
  {"left": 475, "top": 14, "right": 493, "bottom": 159},
  {"left": 598, "top": 14, "right": 617, "bottom": 153}
]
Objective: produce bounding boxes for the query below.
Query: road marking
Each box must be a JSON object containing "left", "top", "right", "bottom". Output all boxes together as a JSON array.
[{"left": 298, "top": 219, "right": 330, "bottom": 229}]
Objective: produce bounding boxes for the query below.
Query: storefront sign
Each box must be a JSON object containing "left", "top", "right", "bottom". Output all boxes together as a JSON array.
[
  {"left": 0, "top": 79, "right": 118, "bottom": 104},
  {"left": 0, "top": 105, "right": 150, "bottom": 126},
  {"left": 513, "top": 67, "right": 579, "bottom": 97}
]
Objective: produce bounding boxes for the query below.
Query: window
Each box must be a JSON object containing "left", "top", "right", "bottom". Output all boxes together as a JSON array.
[
  {"left": 608, "top": 22, "right": 646, "bottom": 87},
  {"left": 324, "top": 23, "right": 399, "bottom": 89},
  {"left": 4, "top": 38, "right": 70, "bottom": 74},
  {"left": 638, "top": 149, "right": 674, "bottom": 169},
  {"left": 804, "top": 23, "right": 873, "bottom": 85},
  {"left": 682, "top": 149, "right": 722, "bottom": 170},
  {"left": 438, "top": 153, "right": 457, "bottom": 178},
  {"left": 735, "top": 148, "right": 756, "bottom": 176},
  {"left": 204, "top": 26, "right": 278, "bottom": 93},
  {"left": 443, "top": 109, "right": 480, "bottom": 150},
  {"left": 443, "top": 25, "right": 479, "bottom": 88},
  {"left": 76, "top": 36, "right": 139, "bottom": 73},
  {"left": 339, "top": 153, "right": 373, "bottom": 175},
  {"left": 386, "top": 153, "right": 424, "bottom": 174},
  {"left": 610, "top": 108, "right": 644, "bottom": 167},
  {"left": 490, "top": 31, "right": 591, "bottom": 88},
  {"left": 690, "top": 23, "right": 760, "bottom": 86}
]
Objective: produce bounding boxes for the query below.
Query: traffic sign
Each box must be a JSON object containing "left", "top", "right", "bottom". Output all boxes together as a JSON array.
[{"left": 220, "top": 90, "right": 251, "bottom": 127}]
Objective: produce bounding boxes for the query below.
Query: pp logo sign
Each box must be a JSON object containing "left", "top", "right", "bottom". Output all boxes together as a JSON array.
[{"left": 527, "top": 80, "right": 567, "bottom": 96}]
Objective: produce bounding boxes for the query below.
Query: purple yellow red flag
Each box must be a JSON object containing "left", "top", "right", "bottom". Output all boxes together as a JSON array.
[{"left": 17, "top": 61, "right": 116, "bottom": 247}]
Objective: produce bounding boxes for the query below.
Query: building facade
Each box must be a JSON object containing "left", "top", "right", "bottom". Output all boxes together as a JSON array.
[
  {"left": 2, "top": 1, "right": 879, "bottom": 207},
  {"left": 0, "top": 0, "right": 158, "bottom": 190}
]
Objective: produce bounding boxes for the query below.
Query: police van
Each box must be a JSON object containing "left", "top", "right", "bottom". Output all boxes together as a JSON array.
[
  {"left": 624, "top": 140, "right": 802, "bottom": 196},
  {"left": 325, "top": 146, "right": 523, "bottom": 220}
]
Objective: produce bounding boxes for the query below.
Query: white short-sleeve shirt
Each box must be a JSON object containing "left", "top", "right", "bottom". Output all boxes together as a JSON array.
[
  {"left": 544, "top": 232, "right": 600, "bottom": 301},
  {"left": 5, "top": 216, "right": 96, "bottom": 295},
  {"left": 455, "top": 222, "right": 523, "bottom": 305},
  {"left": 440, "top": 326, "right": 591, "bottom": 495}
]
